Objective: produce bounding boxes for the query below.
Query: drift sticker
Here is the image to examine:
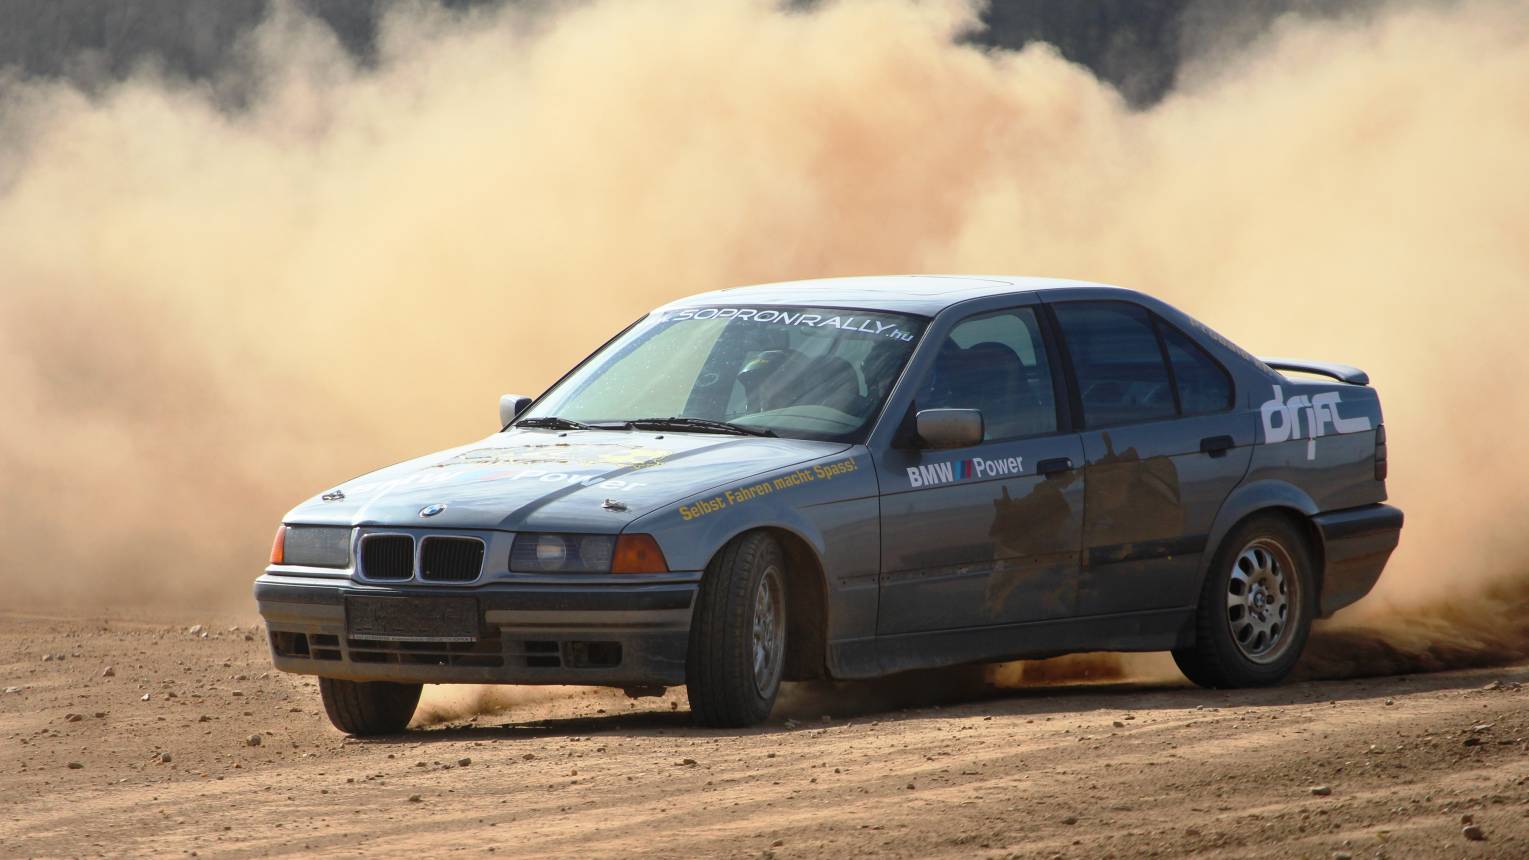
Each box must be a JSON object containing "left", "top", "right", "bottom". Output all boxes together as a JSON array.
[
  {"left": 666, "top": 307, "right": 914, "bottom": 341},
  {"left": 1260, "top": 384, "right": 1372, "bottom": 460},
  {"left": 906, "top": 455, "right": 1025, "bottom": 489}
]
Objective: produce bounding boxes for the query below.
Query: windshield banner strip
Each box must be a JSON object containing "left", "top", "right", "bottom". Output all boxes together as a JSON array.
[{"left": 665, "top": 307, "right": 915, "bottom": 341}]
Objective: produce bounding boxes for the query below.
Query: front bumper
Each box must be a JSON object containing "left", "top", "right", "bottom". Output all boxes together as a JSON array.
[{"left": 254, "top": 574, "right": 697, "bottom": 686}]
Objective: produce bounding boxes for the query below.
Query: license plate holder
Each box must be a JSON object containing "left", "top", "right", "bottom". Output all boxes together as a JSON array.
[{"left": 345, "top": 596, "right": 479, "bottom": 643}]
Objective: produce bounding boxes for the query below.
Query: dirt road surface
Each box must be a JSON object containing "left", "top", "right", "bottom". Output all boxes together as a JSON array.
[{"left": 5, "top": 609, "right": 1529, "bottom": 859}]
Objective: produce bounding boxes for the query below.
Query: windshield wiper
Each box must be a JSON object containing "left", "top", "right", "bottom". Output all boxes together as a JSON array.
[
  {"left": 623, "top": 417, "right": 777, "bottom": 437},
  {"left": 516, "top": 416, "right": 596, "bottom": 431}
]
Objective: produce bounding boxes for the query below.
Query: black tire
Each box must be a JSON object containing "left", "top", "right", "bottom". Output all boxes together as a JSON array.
[
  {"left": 318, "top": 677, "right": 422, "bottom": 736},
  {"left": 686, "top": 532, "right": 788, "bottom": 728},
  {"left": 1173, "top": 515, "right": 1316, "bottom": 688}
]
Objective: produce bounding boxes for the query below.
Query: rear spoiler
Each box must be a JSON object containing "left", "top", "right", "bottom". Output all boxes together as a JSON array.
[{"left": 1259, "top": 357, "right": 1370, "bottom": 386}]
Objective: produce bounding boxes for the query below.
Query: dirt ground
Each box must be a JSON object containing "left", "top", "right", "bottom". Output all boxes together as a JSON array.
[{"left": 4, "top": 609, "right": 1529, "bottom": 859}]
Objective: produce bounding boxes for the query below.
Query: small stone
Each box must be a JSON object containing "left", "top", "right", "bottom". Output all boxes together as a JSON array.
[
  {"left": 523, "top": 753, "right": 536, "bottom": 760},
  {"left": 1113, "top": 721, "right": 1125, "bottom": 728},
  {"left": 140, "top": 693, "right": 151, "bottom": 702},
  {"left": 1472, "top": 723, "right": 1493, "bottom": 732},
  {"left": 1482, "top": 681, "right": 1502, "bottom": 691},
  {"left": 160, "top": 752, "right": 172, "bottom": 764},
  {"left": 198, "top": 715, "right": 211, "bottom": 723},
  {"left": 3, "top": 687, "right": 19, "bottom": 694},
  {"left": 67, "top": 762, "right": 83, "bottom": 769},
  {"left": 1462, "top": 824, "right": 1486, "bottom": 841},
  {"left": 1383, "top": 697, "right": 1394, "bottom": 706},
  {"left": 101, "top": 667, "right": 115, "bottom": 677},
  {"left": 64, "top": 713, "right": 82, "bottom": 723},
  {"left": 1461, "top": 813, "right": 1474, "bottom": 825},
  {"left": 457, "top": 757, "right": 471, "bottom": 767},
  {"left": 1464, "top": 737, "right": 1483, "bottom": 747},
  {"left": 246, "top": 734, "right": 263, "bottom": 747},
  {"left": 188, "top": 624, "right": 204, "bottom": 636},
  {"left": 408, "top": 794, "right": 422, "bottom": 803},
  {"left": 1062, "top": 816, "right": 1078, "bottom": 825},
  {"left": 681, "top": 758, "right": 697, "bottom": 767},
  {"left": 1333, "top": 852, "right": 1352, "bottom": 860},
  {"left": 1311, "top": 785, "right": 1333, "bottom": 796},
  {"left": 771, "top": 840, "right": 784, "bottom": 848}
]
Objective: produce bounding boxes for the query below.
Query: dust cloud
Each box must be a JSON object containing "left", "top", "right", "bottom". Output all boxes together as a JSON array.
[{"left": 1, "top": 0, "right": 1526, "bottom": 687}]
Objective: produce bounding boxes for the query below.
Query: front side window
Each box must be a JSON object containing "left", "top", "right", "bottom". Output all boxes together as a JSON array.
[
  {"left": 520, "top": 306, "right": 925, "bottom": 442},
  {"left": 1052, "top": 302, "right": 1177, "bottom": 428},
  {"left": 917, "top": 308, "right": 1058, "bottom": 441}
]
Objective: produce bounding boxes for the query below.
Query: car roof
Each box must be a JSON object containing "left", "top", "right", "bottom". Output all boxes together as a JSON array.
[{"left": 659, "top": 275, "right": 1144, "bottom": 316}]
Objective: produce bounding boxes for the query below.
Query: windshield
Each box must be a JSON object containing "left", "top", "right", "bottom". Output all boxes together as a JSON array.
[{"left": 520, "top": 306, "right": 926, "bottom": 442}]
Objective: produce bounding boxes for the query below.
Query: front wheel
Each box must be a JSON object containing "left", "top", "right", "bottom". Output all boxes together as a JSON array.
[
  {"left": 1173, "top": 515, "right": 1316, "bottom": 688},
  {"left": 318, "top": 678, "right": 422, "bottom": 735},
  {"left": 686, "top": 532, "right": 788, "bottom": 728}
]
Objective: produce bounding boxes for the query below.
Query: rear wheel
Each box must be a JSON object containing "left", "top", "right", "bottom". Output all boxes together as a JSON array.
[
  {"left": 686, "top": 532, "right": 788, "bottom": 728},
  {"left": 318, "top": 677, "right": 421, "bottom": 735},
  {"left": 1173, "top": 515, "right": 1315, "bottom": 688}
]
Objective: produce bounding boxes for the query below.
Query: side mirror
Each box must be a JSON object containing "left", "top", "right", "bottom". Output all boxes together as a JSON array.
[
  {"left": 915, "top": 408, "right": 983, "bottom": 449},
  {"left": 499, "top": 394, "right": 532, "bottom": 428}
]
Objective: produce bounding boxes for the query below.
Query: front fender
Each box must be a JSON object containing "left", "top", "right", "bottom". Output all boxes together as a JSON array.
[{"left": 628, "top": 449, "right": 881, "bottom": 645}]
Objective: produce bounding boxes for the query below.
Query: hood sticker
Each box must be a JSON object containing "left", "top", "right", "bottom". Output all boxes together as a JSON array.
[
  {"left": 678, "top": 458, "right": 859, "bottom": 521},
  {"left": 1260, "top": 384, "right": 1372, "bottom": 460},
  {"left": 439, "top": 444, "right": 671, "bottom": 470}
]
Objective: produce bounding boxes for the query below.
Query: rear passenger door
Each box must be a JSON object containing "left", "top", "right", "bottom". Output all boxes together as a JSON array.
[
  {"left": 874, "top": 305, "right": 1086, "bottom": 635},
  {"left": 1048, "top": 301, "right": 1253, "bottom": 617}
]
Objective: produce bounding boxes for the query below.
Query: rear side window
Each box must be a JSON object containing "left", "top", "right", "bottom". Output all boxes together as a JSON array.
[
  {"left": 1160, "top": 323, "right": 1234, "bottom": 415},
  {"left": 1052, "top": 302, "right": 1176, "bottom": 428}
]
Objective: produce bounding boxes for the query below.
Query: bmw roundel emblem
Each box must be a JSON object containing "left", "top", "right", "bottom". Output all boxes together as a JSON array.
[{"left": 419, "top": 503, "right": 447, "bottom": 518}]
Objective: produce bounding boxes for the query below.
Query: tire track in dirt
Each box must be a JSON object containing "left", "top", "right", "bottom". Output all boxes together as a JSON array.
[{"left": 6, "top": 612, "right": 1529, "bottom": 858}]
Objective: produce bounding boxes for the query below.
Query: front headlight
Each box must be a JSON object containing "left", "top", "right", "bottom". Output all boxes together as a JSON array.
[
  {"left": 280, "top": 525, "right": 353, "bottom": 568},
  {"left": 510, "top": 533, "right": 667, "bottom": 573},
  {"left": 512, "top": 533, "right": 617, "bottom": 573}
]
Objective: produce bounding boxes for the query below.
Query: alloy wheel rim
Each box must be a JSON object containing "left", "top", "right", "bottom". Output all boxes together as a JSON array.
[
  {"left": 1225, "top": 538, "right": 1299, "bottom": 664},
  {"left": 752, "top": 565, "right": 785, "bottom": 697}
]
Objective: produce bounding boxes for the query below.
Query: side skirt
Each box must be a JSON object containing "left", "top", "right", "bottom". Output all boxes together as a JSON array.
[{"left": 828, "top": 607, "right": 1195, "bottom": 680}]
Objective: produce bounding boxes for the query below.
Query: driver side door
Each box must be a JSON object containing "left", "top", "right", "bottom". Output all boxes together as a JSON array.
[{"left": 873, "top": 306, "right": 1086, "bottom": 636}]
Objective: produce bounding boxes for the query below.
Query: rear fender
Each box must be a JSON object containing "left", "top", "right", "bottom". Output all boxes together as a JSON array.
[{"left": 1198, "top": 480, "right": 1322, "bottom": 596}]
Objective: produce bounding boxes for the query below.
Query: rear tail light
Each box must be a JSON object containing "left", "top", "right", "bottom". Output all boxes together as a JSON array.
[
  {"left": 269, "top": 525, "right": 287, "bottom": 565},
  {"left": 611, "top": 534, "right": 669, "bottom": 574},
  {"left": 1374, "top": 424, "right": 1388, "bottom": 481}
]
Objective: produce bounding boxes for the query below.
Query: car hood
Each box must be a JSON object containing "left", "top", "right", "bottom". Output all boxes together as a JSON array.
[{"left": 284, "top": 428, "right": 850, "bottom": 532}]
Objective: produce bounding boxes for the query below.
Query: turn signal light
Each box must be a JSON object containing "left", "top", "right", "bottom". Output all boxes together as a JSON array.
[
  {"left": 269, "top": 525, "right": 287, "bottom": 565},
  {"left": 611, "top": 534, "right": 669, "bottom": 574}
]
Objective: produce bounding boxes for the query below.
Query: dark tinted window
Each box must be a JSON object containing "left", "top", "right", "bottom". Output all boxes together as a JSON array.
[
  {"left": 918, "top": 308, "right": 1057, "bottom": 440},
  {"left": 1053, "top": 302, "right": 1176, "bottom": 428},
  {"left": 1161, "top": 323, "right": 1233, "bottom": 415}
]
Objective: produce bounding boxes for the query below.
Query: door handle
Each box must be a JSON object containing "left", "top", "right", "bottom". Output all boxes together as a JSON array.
[
  {"left": 1036, "top": 457, "right": 1074, "bottom": 478},
  {"left": 1199, "top": 435, "right": 1235, "bottom": 457}
]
